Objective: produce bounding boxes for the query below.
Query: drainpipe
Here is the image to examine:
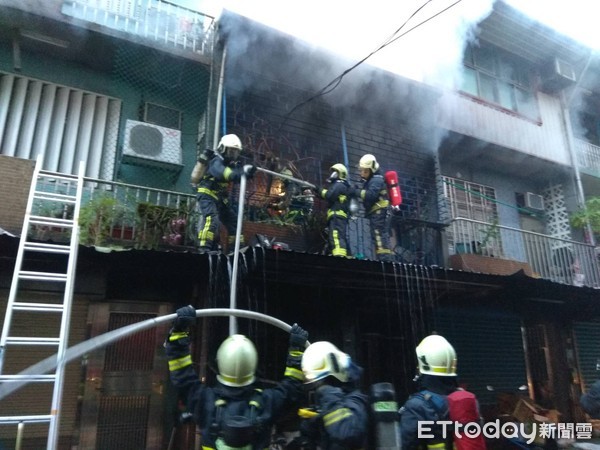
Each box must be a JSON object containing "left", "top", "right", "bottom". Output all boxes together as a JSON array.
[
  {"left": 561, "top": 52, "right": 595, "bottom": 246},
  {"left": 212, "top": 45, "right": 227, "bottom": 149},
  {"left": 341, "top": 123, "right": 349, "bottom": 168}
]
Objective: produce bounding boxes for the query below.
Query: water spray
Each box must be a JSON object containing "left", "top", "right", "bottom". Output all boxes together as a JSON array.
[{"left": 0, "top": 308, "right": 294, "bottom": 401}]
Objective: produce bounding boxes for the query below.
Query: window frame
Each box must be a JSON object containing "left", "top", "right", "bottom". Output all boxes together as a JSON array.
[{"left": 461, "top": 42, "right": 539, "bottom": 120}]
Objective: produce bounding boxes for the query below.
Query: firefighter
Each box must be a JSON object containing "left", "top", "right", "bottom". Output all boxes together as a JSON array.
[
  {"left": 313, "top": 164, "right": 352, "bottom": 257},
  {"left": 357, "top": 154, "right": 394, "bottom": 262},
  {"left": 165, "top": 305, "right": 309, "bottom": 450},
  {"left": 297, "top": 341, "right": 369, "bottom": 450},
  {"left": 399, "top": 335, "right": 459, "bottom": 450},
  {"left": 196, "top": 134, "right": 256, "bottom": 253}
]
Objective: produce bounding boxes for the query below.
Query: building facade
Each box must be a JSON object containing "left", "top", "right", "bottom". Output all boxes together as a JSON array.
[{"left": 0, "top": 0, "right": 599, "bottom": 448}]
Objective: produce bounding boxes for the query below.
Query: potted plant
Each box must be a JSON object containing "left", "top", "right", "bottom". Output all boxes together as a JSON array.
[
  {"left": 570, "top": 197, "right": 600, "bottom": 240},
  {"left": 79, "top": 195, "right": 128, "bottom": 247}
]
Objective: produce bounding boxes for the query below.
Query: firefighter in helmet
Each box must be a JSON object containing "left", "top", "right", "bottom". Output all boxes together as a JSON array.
[
  {"left": 165, "top": 305, "right": 309, "bottom": 449},
  {"left": 313, "top": 164, "right": 352, "bottom": 257},
  {"left": 357, "top": 154, "right": 394, "bottom": 262},
  {"left": 196, "top": 134, "right": 256, "bottom": 253},
  {"left": 399, "top": 335, "right": 459, "bottom": 450},
  {"left": 296, "top": 341, "right": 369, "bottom": 449}
]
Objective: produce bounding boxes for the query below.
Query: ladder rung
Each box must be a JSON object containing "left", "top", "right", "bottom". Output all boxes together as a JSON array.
[
  {"left": 39, "top": 171, "right": 78, "bottom": 182},
  {"left": 12, "top": 302, "right": 65, "bottom": 312},
  {"left": 24, "top": 242, "right": 71, "bottom": 255},
  {"left": 19, "top": 271, "right": 67, "bottom": 282},
  {"left": 29, "top": 216, "right": 75, "bottom": 228},
  {"left": 33, "top": 191, "right": 77, "bottom": 203},
  {"left": 0, "top": 374, "right": 56, "bottom": 382},
  {"left": 5, "top": 336, "right": 60, "bottom": 345},
  {"left": 0, "top": 415, "right": 52, "bottom": 424}
]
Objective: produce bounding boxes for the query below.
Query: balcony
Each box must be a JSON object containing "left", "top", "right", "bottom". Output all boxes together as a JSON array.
[
  {"left": 61, "top": 0, "right": 215, "bottom": 60},
  {"left": 30, "top": 174, "right": 323, "bottom": 252},
  {"left": 448, "top": 218, "right": 600, "bottom": 288},
  {"left": 31, "top": 175, "right": 197, "bottom": 250}
]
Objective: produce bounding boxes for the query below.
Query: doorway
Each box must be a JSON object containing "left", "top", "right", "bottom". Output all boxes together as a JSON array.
[{"left": 78, "top": 302, "right": 172, "bottom": 449}]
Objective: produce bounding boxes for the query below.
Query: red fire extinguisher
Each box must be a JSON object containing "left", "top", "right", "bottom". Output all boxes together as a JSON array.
[{"left": 384, "top": 171, "right": 402, "bottom": 207}]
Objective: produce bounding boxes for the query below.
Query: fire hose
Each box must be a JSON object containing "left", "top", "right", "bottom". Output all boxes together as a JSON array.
[
  {"left": 255, "top": 167, "right": 316, "bottom": 190},
  {"left": 0, "top": 308, "right": 299, "bottom": 402},
  {"left": 228, "top": 167, "right": 315, "bottom": 335}
]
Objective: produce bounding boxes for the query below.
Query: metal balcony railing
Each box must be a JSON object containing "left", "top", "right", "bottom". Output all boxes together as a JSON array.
[
  {"left": 449, "top": 218, "right": 600, "bottom": 288},
  {"left": 61, "top": 0, "right": 215, "bottom": 58},
  {"left": 575, "top": 138, "right": 600, "bottom": 175},
  {"left": 30, "top": 176, "right": 197, "bottom": 250}
]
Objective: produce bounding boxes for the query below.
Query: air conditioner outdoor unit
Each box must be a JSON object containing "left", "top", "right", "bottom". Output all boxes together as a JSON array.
[
  {"left": 122, "top": 119, "right": 182, "bottom": 169},
  {"left": 554, "top": 58, "right": 576, "bottom": 82},
  {"left": 541, "top": 58, "right": 576, "bottom": 93},
  {"left": 525, "top": 192, "right": 544, "bottom": 210}
]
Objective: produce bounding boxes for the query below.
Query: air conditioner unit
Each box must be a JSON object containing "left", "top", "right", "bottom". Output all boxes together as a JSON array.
[
  {"left": 554, "top": 58, "right": 576, "bottom": 82},
  {"left": 122, "top": 119, "right": 182, "bottom": 170},
  {"left": 525, "top": 192, "right": 544, "bottom": 210},
  {"left": 541, "top": 58, "right": 576, "bottom": 93}
]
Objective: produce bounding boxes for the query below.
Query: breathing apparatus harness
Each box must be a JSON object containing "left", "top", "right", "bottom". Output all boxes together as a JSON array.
[{"left": 209, "top": 388, "right": 266, "bottom": 450}]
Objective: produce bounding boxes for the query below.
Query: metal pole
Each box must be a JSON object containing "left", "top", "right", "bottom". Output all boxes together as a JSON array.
[
  {"left": 15, "top": 422, "right": 24, "bottom": 450},
  {"left": 255, "top": 167, "right": 316, "bottom": 189},
  {"left": 229, "top": 171, "right": 248, "bottom": 335},
  {"left": 561, "top": 91, "right": 596, "bottom": 246}
]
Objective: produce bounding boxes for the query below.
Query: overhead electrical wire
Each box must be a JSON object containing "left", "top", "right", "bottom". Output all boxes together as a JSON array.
[{"left": 278, "top": 0, "right": 464, "bottom": 130}]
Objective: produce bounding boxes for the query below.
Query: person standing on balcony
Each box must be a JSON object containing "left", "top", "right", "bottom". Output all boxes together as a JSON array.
[
  {"left": 313, "top": 164, "right": 352, "bottom": 257},
  {"left": 192, "top": 134, "right": 255, "bottom": 253},
  {"left": 357, "top": 154, "right": 394, "bottom": 262}
]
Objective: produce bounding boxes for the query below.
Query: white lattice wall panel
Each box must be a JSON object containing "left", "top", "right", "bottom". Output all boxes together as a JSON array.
[{"left": 543, "top": 184, "right": 572, "bottom": 243}]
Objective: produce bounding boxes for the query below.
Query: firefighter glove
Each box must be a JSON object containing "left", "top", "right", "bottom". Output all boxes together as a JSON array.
[
  {"left": 289, "top": 323, "right": 309, "bottom": 349},
  {"left": 173, "top": 305, "right": 196, "bottom": 331},
  {"left": 243, "top": 164, "right": 256, "bottom": 179},
  {"left": 299, "top": 415, "right": 321, "bottom": 442}
]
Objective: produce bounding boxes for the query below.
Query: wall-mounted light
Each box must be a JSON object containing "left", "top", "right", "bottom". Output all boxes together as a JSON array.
[{"left": 20, "top": 30, "right": 70, "bottom": 48}]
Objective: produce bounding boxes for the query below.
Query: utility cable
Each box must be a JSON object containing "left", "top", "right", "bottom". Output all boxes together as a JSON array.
[{"left": 278, "top": 0, "right": 463, "bottom": 130}]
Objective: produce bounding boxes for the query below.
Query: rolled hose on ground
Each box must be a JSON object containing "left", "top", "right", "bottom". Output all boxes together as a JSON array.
[{"left": 0, "top": 308, "right": 300, "bottom": 401}]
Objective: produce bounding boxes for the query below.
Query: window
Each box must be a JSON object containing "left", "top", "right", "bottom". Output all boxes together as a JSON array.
[
  {"left": 443, "top": 176, "right": 500, "bottom": 255},
  {"left": 461, "top": 42, "right": 539, "bottom": 119},
  {"left": 143, "top": 103, "right": 182, "bottom": 130}
]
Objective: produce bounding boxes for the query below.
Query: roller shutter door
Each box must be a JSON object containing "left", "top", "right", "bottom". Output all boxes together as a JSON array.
[
  {"left": 434, "top": 307, "right": 527, "bottom": 408},
  {"left": 574, "top": 320, "right": 600, "bottom": 392}
]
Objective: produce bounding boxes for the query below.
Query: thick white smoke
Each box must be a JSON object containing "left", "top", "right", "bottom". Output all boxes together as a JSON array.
[{"left": 216, "top": 0, "right": 496, "bottom": 89}]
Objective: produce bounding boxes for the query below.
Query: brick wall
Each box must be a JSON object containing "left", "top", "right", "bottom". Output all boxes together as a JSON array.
[
  {"left": 0, "top": 155, "right": 34, "bottom": 235},
  {"left": 222, "top": 16, "right": 440, "bottom": 227},
  {"left": 222, "top": 26, "right": 441, "bottom": 258}
]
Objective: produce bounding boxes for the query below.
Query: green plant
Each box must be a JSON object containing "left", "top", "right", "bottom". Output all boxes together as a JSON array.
[
  {"left": 136, "top": 203, "right": 188, "bottom": 249},
  {"left": 79, "top": 195, "right": 127, "bottom": 246},
  {"left": 570, "top": 197, "right": 600, "bottom": 234},
  {"left": 478, "top": 218, "right": 501, "bottom": 255}
]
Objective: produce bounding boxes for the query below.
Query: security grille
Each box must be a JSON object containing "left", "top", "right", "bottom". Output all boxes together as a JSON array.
[{"left": 0, "top": 72, "right": 121, "bottom": 180}]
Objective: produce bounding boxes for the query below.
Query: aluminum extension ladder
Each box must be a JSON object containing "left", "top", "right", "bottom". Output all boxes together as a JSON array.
[{"left": 0, "top": 158, "right": 84, "bottom": 450}]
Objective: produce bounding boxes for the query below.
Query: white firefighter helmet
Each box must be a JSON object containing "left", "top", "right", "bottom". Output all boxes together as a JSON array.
[
  {"left": 301, "top": 341, "right": 350, "bottom": 384},
  {"left": 329, "top": 163, "right": 348, "bottom": 181},
  {"left": 216, "top": 334, "right": 258, "bottom": 387},
  {"left": 359, "top": 154, "right": 380, "bottom": 172},
  {"left": 217, "top": 134, "right": 243, "bottom": 159},
  {"left": 415, "top": 334, "right": 457, "bottom": 377}
]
